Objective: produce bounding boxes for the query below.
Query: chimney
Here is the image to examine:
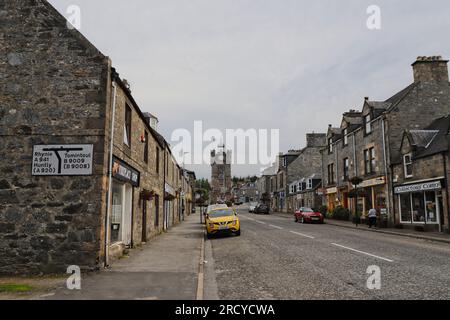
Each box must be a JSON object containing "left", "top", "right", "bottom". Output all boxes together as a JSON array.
[
  {"left": 412, "top": 56, "right": 449, "bottom": 83},
  {"left": 306, "top": 133, "right": 327, "bottom": 147}
]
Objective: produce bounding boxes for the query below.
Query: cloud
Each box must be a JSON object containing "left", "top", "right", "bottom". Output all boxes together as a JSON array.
[{"left": 49, "top": 0, "right": 450, "bottom": 179}]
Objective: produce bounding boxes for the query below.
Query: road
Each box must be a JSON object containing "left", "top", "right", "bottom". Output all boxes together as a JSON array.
[{"left": 203, "top": 208, "right": 450, "bottom": 300}]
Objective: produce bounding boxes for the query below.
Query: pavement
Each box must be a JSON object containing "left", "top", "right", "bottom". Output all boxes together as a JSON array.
[
  {"left": 204, "top": 208, "right": 450, "bottom": 300},
  {"left": 38, "top": 212, "right": 204, "bottom": 300},
  {"left": 271, "top": 210, "right": 450, "bottom": 244}
]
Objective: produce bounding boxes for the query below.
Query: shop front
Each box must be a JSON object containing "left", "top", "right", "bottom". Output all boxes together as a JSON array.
[
  {"left": 354, "top": 176, "right": 387, "bottom": 217},
  {"left": 164, "top": 182, "right": 176, "bottom": 230},
  {"left": 110, "top": 157, "right": 140, "bottom": 250},
  {"left": 326, "top": 187, "right": 338, "bottom": 212},
  {"left": 394, "top": 180, "right": 445, "bottom": 232}
]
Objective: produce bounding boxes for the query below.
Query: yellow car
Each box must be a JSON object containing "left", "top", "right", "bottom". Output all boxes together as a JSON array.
[{"left": 206, "top": 208, "right": 241, "bottom": 238}]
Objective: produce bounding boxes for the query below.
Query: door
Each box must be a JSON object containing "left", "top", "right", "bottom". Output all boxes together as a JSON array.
[
  {"left": 142, "top": 199, "right": 147, "bottom": 242},
  {"left": 122, "top": 184, "right": 133, "bottom": 246}
]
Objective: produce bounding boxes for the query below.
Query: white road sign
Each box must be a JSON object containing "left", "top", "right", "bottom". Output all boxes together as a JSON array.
[{"left": 32, "top": 144, "right": 93, "bottom": 176}]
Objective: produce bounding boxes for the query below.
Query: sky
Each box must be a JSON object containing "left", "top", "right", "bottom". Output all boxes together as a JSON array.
[{"left": 49, "top": 0, "right": 450, "bottom": 179}]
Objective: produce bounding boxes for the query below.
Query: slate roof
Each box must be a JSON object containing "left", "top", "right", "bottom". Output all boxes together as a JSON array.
[{"left": 412, "top": 115, "right": 450, "bottom": 159}]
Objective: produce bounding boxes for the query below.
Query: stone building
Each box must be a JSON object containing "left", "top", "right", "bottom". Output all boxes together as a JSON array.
[
  {"left": 321, "top": 56, "right": 450, "bottom": 230},
  {"left": 210, "top": 147, "right": 232, "bottom": 203},
  {"left": 273, "top": 151, "right": 301, "bottom": 212},
  {"left": 392, "top": 116, "right": 450, "bottom": 232},
  {"left": 286, "top": 133, "right": 327, "bottom": 212},
  {"left": 0, "top": 0, "right": 195, "bottom": 274},
  {"left": 256, "top": 165, "right": 277, "bottom": 205}
]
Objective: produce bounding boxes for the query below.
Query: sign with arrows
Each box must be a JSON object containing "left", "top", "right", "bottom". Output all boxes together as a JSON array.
[{"left": 32, "top": 144, "right": 93, "bottom": 176}]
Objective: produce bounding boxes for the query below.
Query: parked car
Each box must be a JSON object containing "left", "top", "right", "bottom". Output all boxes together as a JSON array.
[
  {"left": 294, "top": 207, "right": 324, "bottom": 224},
  {"left": 206, "top": 208, "right": 241, "bottom": 238},
  {"left": 254, "top": 204, "right": 270, "bottom": 215},
  {"left": 248, "top": 202, "right": 258, "bottom": 213}
]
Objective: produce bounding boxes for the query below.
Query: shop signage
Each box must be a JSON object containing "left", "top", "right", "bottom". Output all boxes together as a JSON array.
[
  {"left": 326, "top": 187, "right": 337, "bottom": 194},
  {"left": 165, "top": 183, "right": 175, "bottom": 196},
  {"left": 359, "top": 176, "right": 386, "bottom": 188},
  {"left": 32, "top": 144, "right": 93, "bottom": 176},
  {"left": 112, "top": 157, "right": 140, "bottom": 187},
  {"left": 394, "top": 181, "right": 441, "bottom": 194}
]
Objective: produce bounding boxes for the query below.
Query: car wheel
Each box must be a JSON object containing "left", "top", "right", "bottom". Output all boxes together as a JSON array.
[
  {"left": 235, "top": 230, "right": 241, "bottom": 236},
  {"left": 206, "top": 233, "right": 212, "bottom": 239},
  {"left": 295, "top": 217, "right": 298, "bottom": 222}
]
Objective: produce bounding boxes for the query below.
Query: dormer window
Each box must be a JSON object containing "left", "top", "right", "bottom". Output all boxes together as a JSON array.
[
  {"left": 307, "top": 179, "right": 313, "bottom": 189},
  {"left": 343, "top": 128, "right": 348, "bottom": 146},
  {"left": 365, "top": 114, "right": 372, "bottom": 134},
  {"left": 297, "top": 182, "right": 302, "bottom": 191},
  {"left": 404, "top": 153, "right": 413, "bottom": 178}
]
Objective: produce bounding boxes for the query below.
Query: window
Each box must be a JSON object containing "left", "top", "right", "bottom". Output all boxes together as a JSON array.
[
  {"left": 156, "top": 147, "right": 160, "bottom": 173},
  {"left": 144, "top": 131, "right": 149, "bottom": 164},
  {"left": 328, "top": 137, "right": 333, "bottom": 153},
  {"left": 297, "top": 182, "right": 302, "bottom": 191},
  {"left": 124, "top": 104, "right": 132, "bottom": 147},
  {"left": 364, "top": 147, "right": 375, "bottom": 175},
  {"left": 399, "top": 192, "right": 439, "bottom": 224},
  {"left": 307, "top": 179, "right": 313, "bottom": 189},
  {"left": 403, "top": 153, "right": 413, "bottom": 178},
  {"left": 343, "top": 158, "right": 349, "bottom": 180},
  {"left": 327, "top": 163, "right": 335, "bottom": 184},
  {"left": 364, "top": 114, "right": 372, "bottom": 134},
  {"left": 343, "top": 128, "right": 348, "bottom": 146}
]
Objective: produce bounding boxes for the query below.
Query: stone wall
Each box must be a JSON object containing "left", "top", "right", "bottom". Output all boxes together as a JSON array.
[{"left": 0, "top": 0, "right": 110, "bottom": 274}]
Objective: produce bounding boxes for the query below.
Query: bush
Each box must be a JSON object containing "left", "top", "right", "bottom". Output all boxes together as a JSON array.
[
  {"left": 332, "top": 206, "right": 350, "bottom": 221},
  {"left": 318, "top": 205, "right": 328, "bottom": 216}
]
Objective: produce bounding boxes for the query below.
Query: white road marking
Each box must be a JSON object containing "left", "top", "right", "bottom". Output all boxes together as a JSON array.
[
  {"left": 269, "top": 224, "right": 283, "bottom": 230},
  {"left": 331, "top": 243, "right": 394, "bottom": 262},
  {"left": 255, "top": 221, "right": 266, "bottom": 225},
  {"left": 289, "top": 231, "right": 315, "bottom": 239}
]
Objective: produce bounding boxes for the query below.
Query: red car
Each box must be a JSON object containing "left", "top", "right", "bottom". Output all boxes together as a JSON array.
[{"left": 294, "top": 207, "right": 324, "bottom": 224}]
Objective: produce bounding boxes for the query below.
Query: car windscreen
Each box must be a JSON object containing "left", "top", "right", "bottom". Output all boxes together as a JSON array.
[
  {"left": 209, "top": 210, "right": 235, "bottom": 218},
  {"left": 301, "top": 208, "right": 314, "bottom": 212}
]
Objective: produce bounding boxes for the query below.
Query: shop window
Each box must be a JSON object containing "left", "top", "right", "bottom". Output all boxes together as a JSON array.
[
  {"left": 425, "top": 191, "right": 437, "bottom": 223},
  {"left": 412, "top": 192, "right": 425, "bottom": 223},
  {"left": 400, "top": 194, "right": 412, "bottom": 222},
  {"left": 124, "top": 104, "right": 132, "bottom": 147},
  {"left": 403, "top": 154, "right": 413, "bottom": 178}
]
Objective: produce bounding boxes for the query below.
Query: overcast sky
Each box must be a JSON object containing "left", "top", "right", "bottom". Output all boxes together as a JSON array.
[{"left": 49, "top": 0, "right": 450, "bottom": 179}]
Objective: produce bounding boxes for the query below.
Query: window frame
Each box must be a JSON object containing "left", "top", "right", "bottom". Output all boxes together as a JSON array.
[
  {"left": 364, "top": 114, "right": 372, "bottom": 135},
  {"left": 343, "top": 128, "right": 348, "bottom": 146},
  {"left": 124, "top": 103, "right": 132, "bottom": 147},
  {"left": 403, "top": 153, "right": 413, "bottom": 178},
  {"left": 343, "top": 157, "right": 349, "bottom": 181}
]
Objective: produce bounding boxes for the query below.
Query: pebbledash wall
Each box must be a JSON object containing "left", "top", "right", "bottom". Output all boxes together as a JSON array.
[{"left": 0, "top": 0, "right": 192, "bottom": 274}]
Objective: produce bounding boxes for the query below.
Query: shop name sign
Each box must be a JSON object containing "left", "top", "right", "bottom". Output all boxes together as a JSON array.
[
  {"left": 394, "top": 181, "right": 441, "bottom": 194},
  {"left": 112, "top": 157, "right": 140, "bottom": 187},
  {"left": 32, "top": 144, "right": 93, "bottom": 176}
]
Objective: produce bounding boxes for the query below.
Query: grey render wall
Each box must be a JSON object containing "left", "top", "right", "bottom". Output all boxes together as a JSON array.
[{"left": 0, "top": 0, "right": 110, "bottom": 274}]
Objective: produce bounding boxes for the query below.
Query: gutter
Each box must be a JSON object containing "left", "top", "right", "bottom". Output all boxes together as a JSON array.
[{"left": 104, "top": 80, "right": 117, "bottom": 268}]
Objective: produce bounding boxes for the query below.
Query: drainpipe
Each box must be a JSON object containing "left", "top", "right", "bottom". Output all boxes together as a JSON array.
[
  {"left": 104, "top": 80, "right": 117, "bottom": 268},
  {"left": 352, "top": 132, "right": 357, "bottom": 176},
  {"left": 163, "top": 148, "right": 167, "bottom": 230},
  {"left": 443, "top": 153, "right": 449, "bottom": 234},
  {"left": 381, "top": 118, "right": 392, "bottom": 226}
]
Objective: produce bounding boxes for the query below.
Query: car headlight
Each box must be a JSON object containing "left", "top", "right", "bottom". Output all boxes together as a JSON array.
[
  {"left": 208, "top": 223, "right": 214, "bottom": 228},
  {"left": 230, "top": 220, "right": 238, "bottom": 226}
]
